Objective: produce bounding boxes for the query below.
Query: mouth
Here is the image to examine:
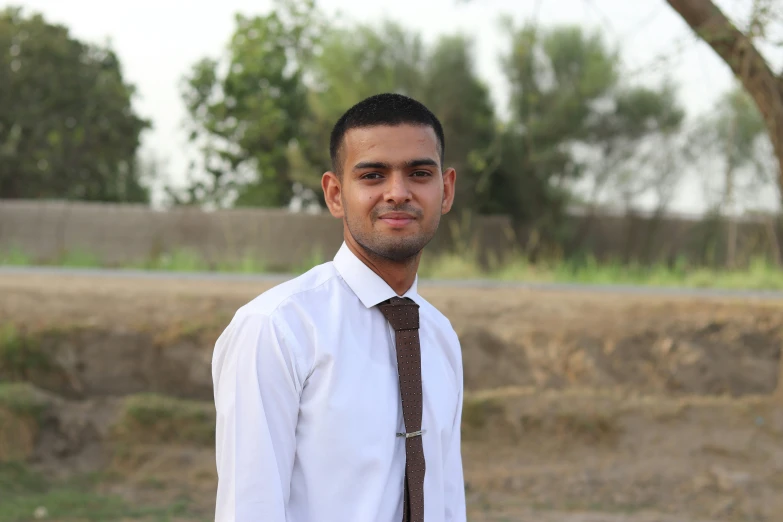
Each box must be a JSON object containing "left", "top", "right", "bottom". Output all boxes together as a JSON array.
[{"left": 378, "top": 213, "right": 416, "bottom": 228}]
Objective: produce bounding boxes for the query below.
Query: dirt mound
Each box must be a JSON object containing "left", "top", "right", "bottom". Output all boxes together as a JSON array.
[
  {"left": 0, "top": 383, "right": 214, "bottom": 476},
  {"left": 0, "top": 325, "right": 218, "bottom": 401},
  {"left": 3, "top": 316, "right": 778, "bottom": 402},
  {"left": 460, "top": 389, "right": 783, "bottom": 522},
  {"left": 5, "top": 382, "right": 782, "bottom": 522},
  {"left": 2, "top": 276, "right": 781, "bottom": 400},
  {"left": 451, "top": 291, "right": 782, "bottom": 395},
  {"left": 458, "top": 319, "right": 781, "bottom": 395}
]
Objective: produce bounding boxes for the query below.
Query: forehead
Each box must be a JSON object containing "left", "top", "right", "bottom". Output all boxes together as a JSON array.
[{"left": 341, "top": 124, "right": 440, "bottom": 165}]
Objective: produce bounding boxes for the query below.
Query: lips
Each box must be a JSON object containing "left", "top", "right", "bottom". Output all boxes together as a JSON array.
[
  {"left": 379, "top": 213, "right": 415, "bottom": 227},
  {"left": 381, "top": 217, "right": 413, "bottom": 227}
]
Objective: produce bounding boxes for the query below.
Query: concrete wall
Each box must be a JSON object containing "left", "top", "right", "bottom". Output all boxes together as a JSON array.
[
  {"left": 0, "top": 199, "right": 513, "bottom": 269},
  {"left": 555, "top": 209, "right": 783, "bottom": 267},
  {"left": 1, "top": 199, "right": 781, "bottom": 269}
]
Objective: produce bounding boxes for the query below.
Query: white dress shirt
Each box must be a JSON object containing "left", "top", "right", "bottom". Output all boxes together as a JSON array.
[{"left": 211, "top": 241, "right": 466, "bottom": 522}]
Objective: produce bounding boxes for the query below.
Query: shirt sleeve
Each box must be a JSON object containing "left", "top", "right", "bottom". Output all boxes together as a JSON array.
[
  {"left": 444, "top": 345, "right": 467, "bottom": 522},
  {"left": 212, "top": 311, "right": 304, "bottom": 522}
]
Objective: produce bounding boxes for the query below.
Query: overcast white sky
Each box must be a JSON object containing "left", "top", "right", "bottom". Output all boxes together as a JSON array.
[{"left": 4, "top": 0, "right": 781, "bottom": 214}]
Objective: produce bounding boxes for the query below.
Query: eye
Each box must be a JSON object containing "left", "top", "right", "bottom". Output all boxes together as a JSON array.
[
  {"left": 361, "top": 172, "right": 383, "bottom": 180},
  {"left": 411, "top": 170, "right": 432, "bottom": 177}
]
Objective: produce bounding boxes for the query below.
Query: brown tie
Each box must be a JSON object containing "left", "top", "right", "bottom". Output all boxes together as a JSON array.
[{"left": 378, "top": 296, "right": 426, "bottom": 522}]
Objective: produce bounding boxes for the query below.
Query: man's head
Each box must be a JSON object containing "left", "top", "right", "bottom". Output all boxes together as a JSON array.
[
  {"left": 329, "top": 93, "right": 446, "bottom": 176},
  {"left": 321, "top": 93, "right": 456, "bottom": 263}
]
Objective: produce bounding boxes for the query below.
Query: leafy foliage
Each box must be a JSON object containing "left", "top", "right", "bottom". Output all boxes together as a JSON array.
[
  {"left": 3, "top": 1, "right": 699, "bottom": 235},
  {"left": 494, "top": 22, "right": 685, "bottom": 234},
  {"left": 692, "top": 86, "right": 771, "bottom": 212},
  {"left": 173, "top": 0, "right": 323, "bottom": 208},
  {"left": 0, "top": 7, "right": 151, "bottom": 202}
]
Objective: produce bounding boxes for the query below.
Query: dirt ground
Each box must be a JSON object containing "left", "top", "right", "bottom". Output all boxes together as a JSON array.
[{"left": 2, "top": 272, "right": 783, "bottom": 521}]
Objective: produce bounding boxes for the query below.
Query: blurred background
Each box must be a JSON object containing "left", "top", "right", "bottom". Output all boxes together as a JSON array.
[{"left": 1, "top": 1, "right": 783, "bottom": 521}]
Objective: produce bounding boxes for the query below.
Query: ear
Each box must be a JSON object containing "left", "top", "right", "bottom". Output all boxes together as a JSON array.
[
  {"left": 321, "top": 171, "right": 345, "bottom": 219},
  {"left": 440, "top": 167, "right": 457, "bottom": 215}
]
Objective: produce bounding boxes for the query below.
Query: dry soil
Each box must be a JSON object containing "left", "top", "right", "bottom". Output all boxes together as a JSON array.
[{"left": 1, "top": 272, "right": 782, "bottom": 521}]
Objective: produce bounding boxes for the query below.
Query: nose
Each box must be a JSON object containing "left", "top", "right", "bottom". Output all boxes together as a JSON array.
[{"left": 384, "top": 172, "right": 412, "bottom": 205}]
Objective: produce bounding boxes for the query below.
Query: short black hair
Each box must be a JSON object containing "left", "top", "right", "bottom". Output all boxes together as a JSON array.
[{"left": 329, "top": 93, "right": 445, "bottom": 174}]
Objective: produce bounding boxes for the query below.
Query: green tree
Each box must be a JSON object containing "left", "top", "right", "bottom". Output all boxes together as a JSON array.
[
  {"left": 584, "top": 81, "right": 685, "bottom": 209},
  {"left": 175, "top": 0, "right": 323, "bottom": 208},
  {"left": 709, "top": 88, "right": 770, "bottom": 212},
  {"left": 0, "top": 7, "right": 151, "bottom": 202},
  {"left": 491, "top": 23, "right": 619, "bottom": 233},
  {"left": 493, "top": 22, "right": 684, "bottom": 251},
  {"left": 693, "top": 86, "right": 771, "bottom": 266}
]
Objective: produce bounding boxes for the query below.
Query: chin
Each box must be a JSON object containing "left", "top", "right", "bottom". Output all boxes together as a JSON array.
[
  {"left": 354, "top": 236, "right": 424, "bottom": 262},
  {"left": 383, "top": 237, "right": 432, "bottom": 260}
]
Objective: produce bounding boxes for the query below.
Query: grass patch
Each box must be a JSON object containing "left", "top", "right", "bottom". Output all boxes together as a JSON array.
[
  {"left": 0, "top": 461, "right": 47, "bottom": 495},
  {"left": 4, "top": 244, "right": 783, "bottom": 290},
  {"left": 151, "top": 315, "right": 233, "bottom": 347},
  {"left": 462, "top": 390, "right": 626, "bottom": 446},
  {"left": 290, "top": 246, "right": 327, "bottom": 274},
  {"left": 0, "top": 325, "right": 51, "bottom": 380},
  {"left": 461, "top": 396, "right": 522, "bottom": 443},
  {"left": 0, "top": 383, "right": 50, "bottom": 462},
  {"left": 0, "top": 383, "right": 49, "bottom": 419},
  {"left": 462, "top": 396, "right": 506, "bottom": 431},
  {"left": 421, "top": 250, "right": 783, "bottom": 290},
  {"left": 143, "top": 248, "right": 210, "bottom": 272},
  {"left": 519, "top": 410, "right": 622, "bottom": 445},
  {"left": 0, "top": 247, "right": 32, "bottom": 265},
  {"left": 0, "top": 462, "right": 198, "bottom": 522},
  {"left": 529, "top": 500, "right": 650, "bottom": 515},
  {"left": 58, "top": 249, "right": 103, "bottom": 268},
  {"left": 113, "top": 394, "right": 215, "bottom": 446},
  {"left": 216, "top": 252, "right": 269, "bottom": 274}
]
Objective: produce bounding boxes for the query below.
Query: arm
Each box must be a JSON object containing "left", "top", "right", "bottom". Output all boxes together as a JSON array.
[
  {"left": 212, "top": 312, "right": 303, "bottom": 522},
  {"left": 444, "top": 354, "right": 467, "bottom": 522}
]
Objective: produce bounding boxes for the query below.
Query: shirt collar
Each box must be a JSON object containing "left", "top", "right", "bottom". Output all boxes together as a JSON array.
[{"left": 333, "top": 241, "right": 421, "bottom": 309}]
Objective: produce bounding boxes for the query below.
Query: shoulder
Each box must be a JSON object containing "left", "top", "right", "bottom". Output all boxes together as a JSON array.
[
  {"left": 234, "top": 261, "right": 341, "bottom": 321},
  {"left": 213, "top": 262, "right": 343, "bottom": 377},
  {"left": 218, "top": 261, "right": 345, "bottom": 350}
]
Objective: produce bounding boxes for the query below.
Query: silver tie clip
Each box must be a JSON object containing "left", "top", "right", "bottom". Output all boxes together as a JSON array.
[{"left": 396, "top": 429, "right": 426, "bottom": 439}]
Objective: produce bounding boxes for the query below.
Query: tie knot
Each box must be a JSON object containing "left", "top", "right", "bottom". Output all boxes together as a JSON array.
[{"left": 377, "top": 296, "right": 419, "bottom": 331}]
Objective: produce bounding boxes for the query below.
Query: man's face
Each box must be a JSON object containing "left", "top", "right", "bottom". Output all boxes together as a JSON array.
[{"left": 322, "top": 124, "right": 456, "bottom": 262}]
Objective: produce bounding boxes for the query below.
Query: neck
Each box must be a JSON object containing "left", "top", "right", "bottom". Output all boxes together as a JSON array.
[{"left": 344, "top": 234, "right": 420, "bottom": 296}]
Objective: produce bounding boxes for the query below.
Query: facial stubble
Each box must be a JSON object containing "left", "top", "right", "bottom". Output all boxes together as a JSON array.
[{"left": 342, "top": 194, "right": 442, "bottom": 263}]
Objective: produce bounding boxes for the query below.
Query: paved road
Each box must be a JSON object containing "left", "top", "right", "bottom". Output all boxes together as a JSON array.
[{"left": 1, "top": 265, "right": 782, "bottom": 301}]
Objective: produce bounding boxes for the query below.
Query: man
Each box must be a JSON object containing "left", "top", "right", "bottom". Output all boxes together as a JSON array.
[{"left": 211, "top": 93, "right": 466, "bottom": 522}]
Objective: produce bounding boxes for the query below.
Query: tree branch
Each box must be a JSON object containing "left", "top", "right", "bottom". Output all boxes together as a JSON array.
[
  {"left": 666, "top": 0, "right": 783, "bottom": 202},
  {"left": 666, "top": 0, "right": 780, "bottom": 120}
]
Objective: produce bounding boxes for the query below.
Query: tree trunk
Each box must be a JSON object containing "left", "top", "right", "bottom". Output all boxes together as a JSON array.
[
  {"left": 724, "top": 114, "right": 737, "bottom": 268},
  {"left": 666, "top": 0, "right": 783, "bottom": 205},
  {"left": 665, "top": 0, "right": 783, "bottom": 396},
  {"left": 766, "top": 215, "right": 782, "bottom": 267},
  {"left": 778, "top": 351, "right": 783, "bottom": 400},
  {"left": 726, "top": 214, "right": 737, "bottom": 267}
]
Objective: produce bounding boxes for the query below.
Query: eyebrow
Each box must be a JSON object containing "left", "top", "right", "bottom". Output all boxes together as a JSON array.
[{"left": 352, "top": 158, "right": 439, "bottom": 171}]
